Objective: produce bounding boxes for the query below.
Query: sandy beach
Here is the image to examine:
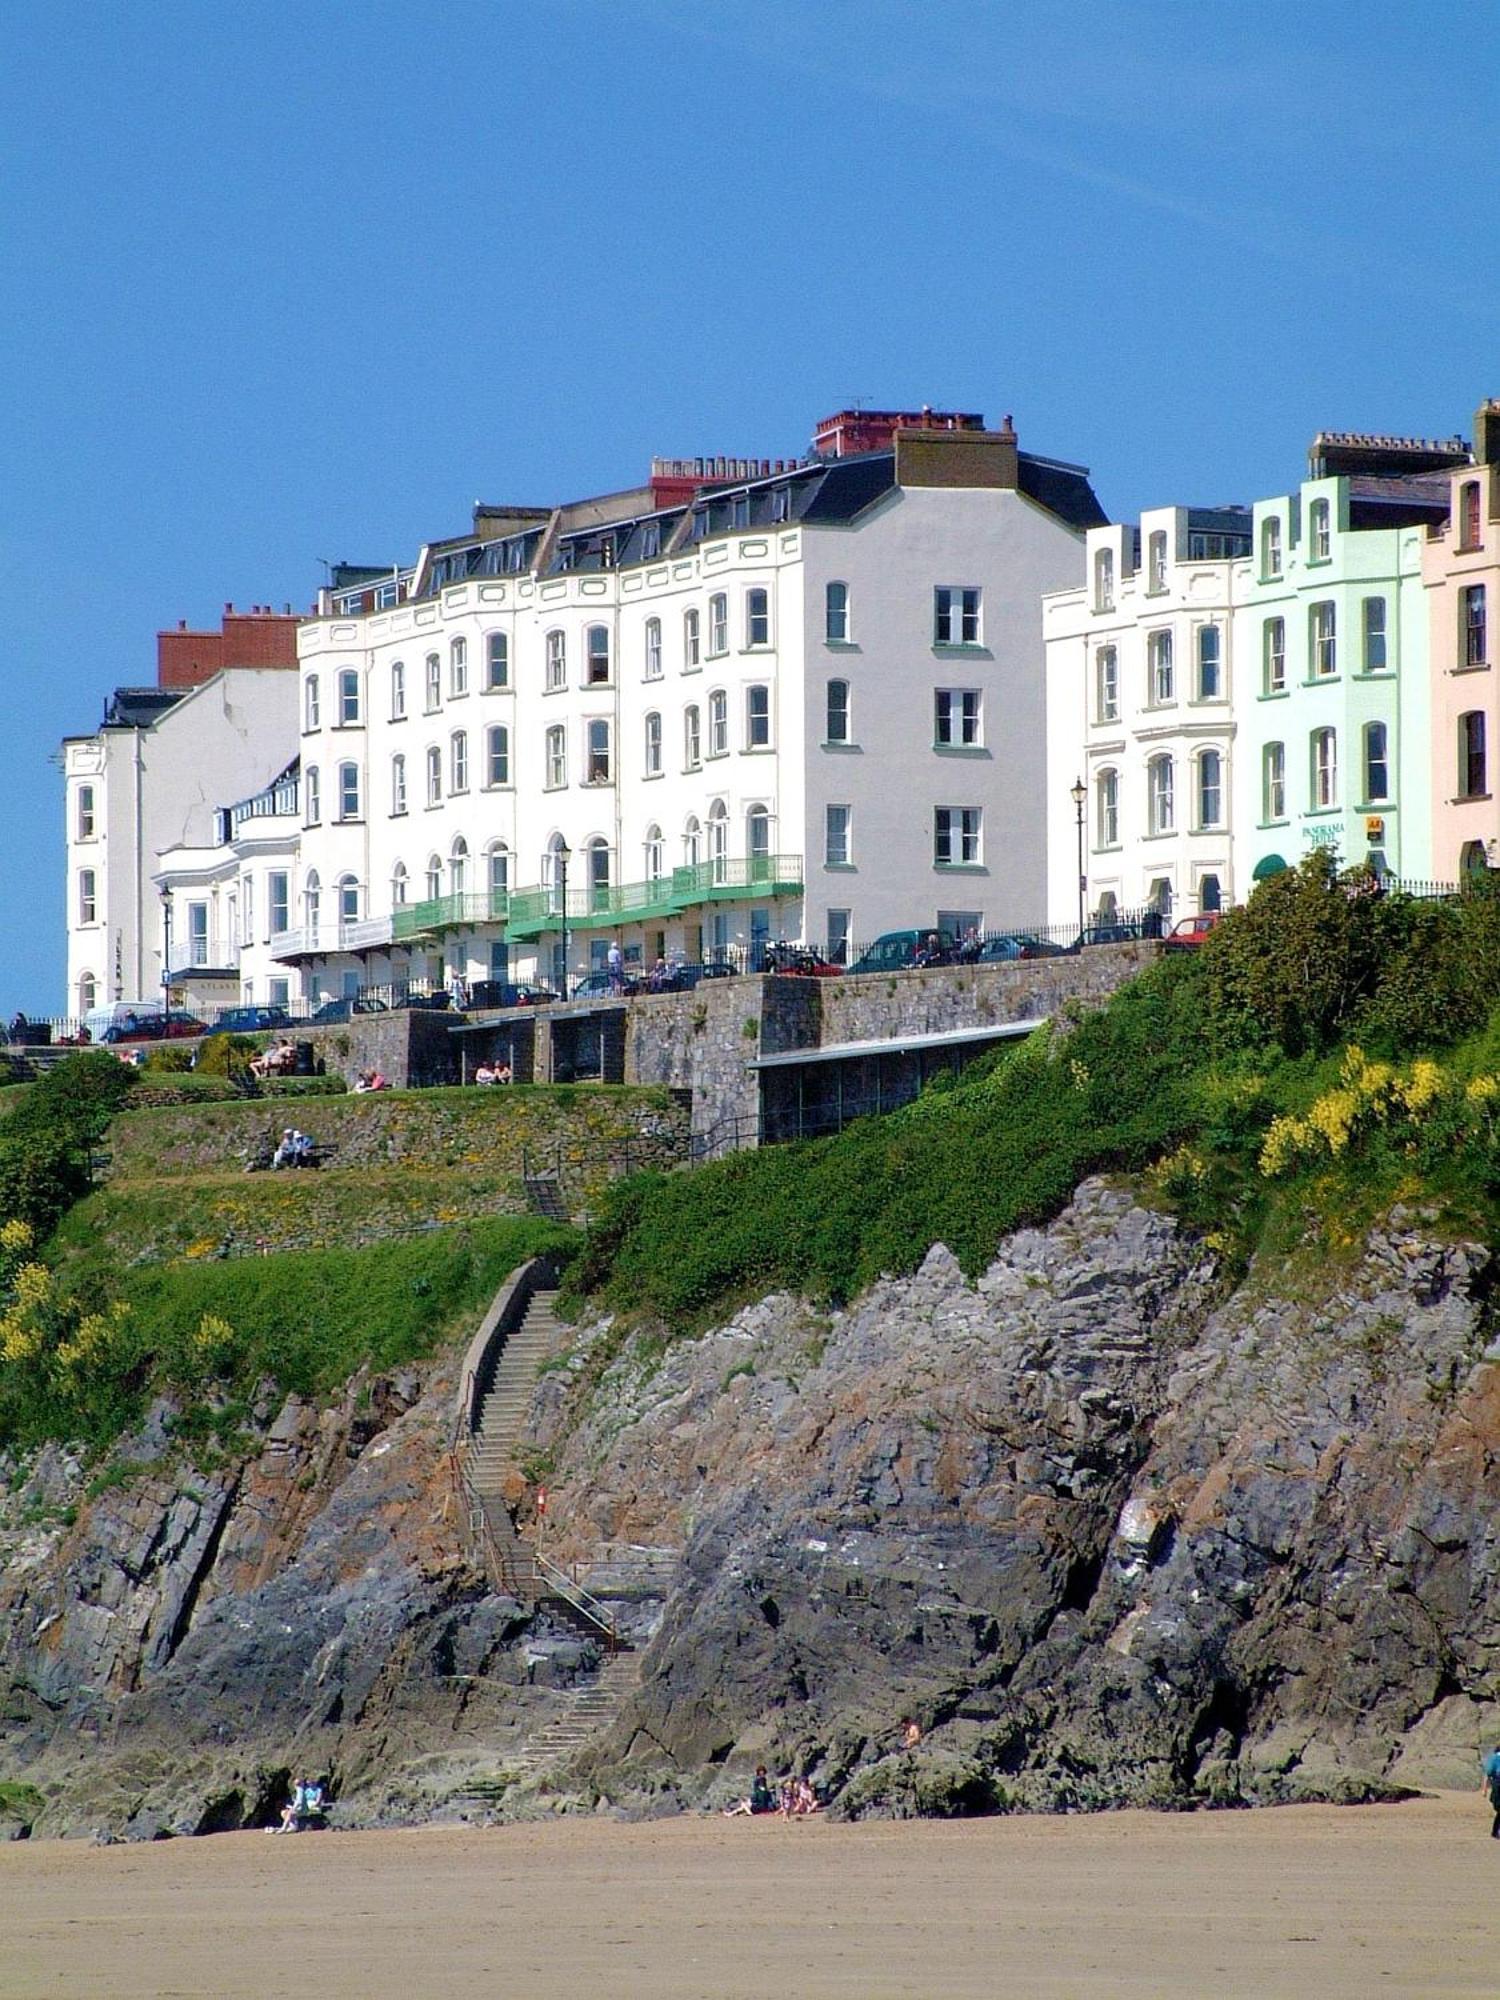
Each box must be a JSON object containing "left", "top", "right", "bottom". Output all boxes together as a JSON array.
[{"left": 2, "top": 1790, "right": 1497, "bottom": 1998}]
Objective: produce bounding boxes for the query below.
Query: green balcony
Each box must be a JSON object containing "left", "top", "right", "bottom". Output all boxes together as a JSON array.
[
  {"left": 505, "top": 854, "right": 804, "bottom": 938},
  {"left": 392, "top": 890, "right": 508, "bottom": 942},
  {"left": 670, "top": 852, "right": 803, "bottom": 904}
]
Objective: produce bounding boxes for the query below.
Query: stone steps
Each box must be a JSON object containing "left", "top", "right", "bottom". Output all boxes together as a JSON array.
[{"left": 510, "top": 1652, "right": 643, "bottom": 1769}]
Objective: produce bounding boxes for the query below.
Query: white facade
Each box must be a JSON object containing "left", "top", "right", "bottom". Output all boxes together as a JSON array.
[
  {"left": 1045, "top": 508, "right": 1245, "bottom": 931},
  {"left": 63, "top": 670, "right": 299, "bottom": 1017},
  {"left": 286, "top": 445, "right": 1097, "bottom": 996}
]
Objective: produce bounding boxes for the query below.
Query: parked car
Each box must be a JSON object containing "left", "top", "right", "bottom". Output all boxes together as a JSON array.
[
  {"left": 308, "top": 995, "right": 391, "bottom": 1024},
  {"left": 847, "top": 930, "right": 957, "bottom": 976},
  {"left": 467, "top": 980, "right": 558, "bottom": 1009},
  {"left": 101, "top": 1009, "right": 206, "bottom": 1043},
  {"left": 971, "top": 932, "right": 1069, "bottom": 964},
  {"left": 1162, "top": 912, "right": 1225, "bottom": 951},
  {"left": 1077, "top": 916, "right": 1146, "bottom": 946},
  {"left": 213, "top": 1004, "right": 293, "bottom": 1034},
  {"left": 570, "top": 970, "right": 638, "bottom": 1000},
  {"left": 761, "top": 942, "right": 842, "bottom": 977}
]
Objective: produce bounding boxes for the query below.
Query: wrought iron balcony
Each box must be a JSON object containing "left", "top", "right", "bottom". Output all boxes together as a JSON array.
[
  {"left": 391, "top": 890, "right": 510, "bottom": 942},
  {"left": 506, "top": 854, "right": 803, "bottom": 938}
]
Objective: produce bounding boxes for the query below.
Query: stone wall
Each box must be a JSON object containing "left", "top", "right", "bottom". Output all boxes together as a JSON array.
[{"left": 816, "top": 941, "right": 1156, "bottom": 1044}]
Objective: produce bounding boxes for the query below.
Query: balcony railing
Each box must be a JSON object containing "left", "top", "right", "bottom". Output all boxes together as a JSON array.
[
  {"left": 268, "top": 916, "right": 394, "bottom": 962},
  {"left": 391, "top": 890, "right": 510, "bottom": 942},
  {"left": 166, "top": 938, "right": 240, "bottom": 976},
  {"left": 506, "top": 854, "right": 803, "bottom": 939}
]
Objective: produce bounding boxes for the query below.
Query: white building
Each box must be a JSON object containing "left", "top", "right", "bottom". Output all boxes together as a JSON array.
[
  {"left": 284, "top": 415, "right": 1105, "bottom": 1000},
  {"left": 63, "top": 667, "right": 300, "bottom": 1019}
]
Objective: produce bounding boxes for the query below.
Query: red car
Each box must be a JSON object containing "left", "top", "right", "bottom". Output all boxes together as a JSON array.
[{"left": 1162, "top": 913, "right": 1224, "bottom": 951}]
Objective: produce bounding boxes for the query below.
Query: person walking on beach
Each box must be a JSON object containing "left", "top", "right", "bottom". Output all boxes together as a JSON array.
[{"left": 1482, "top": 1743, "right": 1500, "bottom": 1837}]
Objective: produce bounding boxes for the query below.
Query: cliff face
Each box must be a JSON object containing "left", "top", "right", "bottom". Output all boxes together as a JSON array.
[
  {"left": 533, "top": 1181, "right": 1500, "bottom": 1813},
  {"left": 3, "top": 1179, "right": 1497, "bottom": 1836}
]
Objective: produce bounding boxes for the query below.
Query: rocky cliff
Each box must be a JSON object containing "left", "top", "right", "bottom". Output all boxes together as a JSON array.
[{"left": 3, "top": 1178, "right": 1497, "bottom": 1836}]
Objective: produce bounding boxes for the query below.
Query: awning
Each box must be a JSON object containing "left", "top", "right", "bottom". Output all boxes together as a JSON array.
[
  {"left": 748, "top": 1019, "right": 1042, "bottom": 1071},
  {"left": 1251, "top": 853, "right": 1288, "bottom": 881}
]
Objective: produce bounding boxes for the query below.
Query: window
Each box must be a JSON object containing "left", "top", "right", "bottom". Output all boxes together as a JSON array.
[
  {"left": 1199, "top": 874, "right": 1223, "bottom": 914},
  {"left": 1310, "top": 601, "right": 1337, "bottom": 677},
  {"left": 708, "top": 689, "right": 728, "bottom": 757},
  {"left": 1464, "top": 584, "right": 1488, "bottom": 667},
  {"left": 304, "top": 765, "right": 321, "bottom": 825},
  {"left": 187, "top": 901, "right": 209, "bottom": 962},
  {"left": 825, "top": 581, "right": 849, "bottom": 643},
  {"left": 487, "top": 843, "right": 509, "bottom": 902},
  {"left": 935, "top": 689, "right": 981, "bottom": 746},
  {"left": 337, "top": 761, "right": 360, "bottom": 820},
  {"left": 934, "top": 805, "right": 982, "bottom": 865},
  {"left": 425, "top": 855, "right": 441, "bottom": 901},
  {"left": 1093, "top": 548, "right": 1114, "bottom": 612},
  {"left": 684, "top": 705, "right": 701, "bottom": 769},
  {"left": 585, "top": 625, "right": 610, "bottom": 685},
  {"left": 426, "top": 745, "right": 441, "bottom": 806},
  {"left": 450, "top": 730, "right": 468, "bottom": 793},
  {"left": 934, "top": 585, "right": 981, "bottom": 645},
  {"left": 1263, "top": 742, "right": 1286, "bottom": 821},
  {"left": 1311, "top": 727, "right": 1338, "bottom": 809},
  {"left": 1262, "top": 516, "right": 1282, "bottom": 578},
  {"left": 708, "top": 801, "right": 729, "bottom": 883},
  {"left": 1096, "top": 647, "right": 1119, "bottom": 722},
  {"left": 1148, "top": 629, "right": 1174, "bottom": 704},
  {"left": 1147, "top": 754, "right": 1174, "bottom": 834},
  {"left": 644, "top": 711, "right": 662, "bottom": 776},
  {"left": 1195, "top": 626, "right": 1222, "bottom": 701},
  {"left": 586, "top": 718, "right": 611, "bottom": 784},
  {"left": 1362, "top": 597, "right": 1387, "bottom": 672},
  {"left": 644, "top": 825, "right": 664, "bottom": 881},
  {"left": 746, "top": 804, "right": 771, "bottom": 868},
  {"left": 238, "top": 880, "right": 252, "bottom": 948},
  {"left": 1264, "top": 616, "right": 1286, "bottom": 694},
  {"left": 485, "top": 724, "right": 509, "bottom": 787},
  {"left": 826, "top": 909, "right": 851, "bottom": 965},
  {"left": 268, "top": 872, "right": 289, "bottom": 935},
  {"left": 1148, "top": 530, "right": 1168, "bottom": 593},
  {"left": 545, "top": 630, "right": 566, "bottom": 690},
  {"left": 683, "top": 816, "right": 701, "bottom": 868},
  {"left": 449, "top": 637, "right": 468, "bottom": 697},
  {"left": 745, "top": 587, "right": 770, "bottom": 647},
  {"left": 304, "top": 675, "right": 320, "bottom": 731},
  {"left": 304, "top": 870, "right": 321, "bottom": 929},
  {"left": 825, "top": 803, "right": 851, "bottom": 867},
  {"left": 485, "top": 633, "right": 508, "bottom": 689},
  {"left": 338, "top": 668, "right": 360, "bottom": 724},
  {"left": 644, "top": 618, "right": 662, "bottom": 680},
  {"left": 1461, "top": 480, "right": 1482, "bottom": 551},
  {"left": 1096, "top": 769, "right": 1119, "bottom": 848},
  {"left": 391, "top": 861, "right": 408, "bottom": 907},
  {"left": 745, "top": 684, "right": 770, "bottom": 748},
  {"left": 76, "top": 785, "right": 95, "bottom": 840},
  {"left": 391, "top": 660, "right": 406, "bottom": 718},
  {"left": 78, "top": 972, "right": 96, "bottom": 1013},
  {"left": 391, "top": 753, "right": 407, "bottom": 815},
  {"left": 425, "top": 653, "right": 441, "bottom": 710},
  {"left": 825, "top": 678, "right": 850, "bottom": 744},
  {"left": 683, "top": 608, "right": 701, "bottom": 668},
  {"left": 1197, "top": 749, "right": 1223, "bottom": 828},
  {"left": 1363, "top": 721, "right": 1389, "bottom": 802},
  {"left": 546, "top": 724, "right": 567, "bottom": 789},
  {"left": 708, "top": 593, "right": 728, "bottom": 655},
  {"left": 449, "top": 837, "right": 468, "bottom": 896},
  {"left": 1310, "top": 497, "right": 1331, "bottom": 560},
  {"left": 1460, "top": 711, "right": 1488, "bottom": 798},
  {"left": 338, "top": 876, "right": 360, "bottom": 925},
  {"left": 77, "top": 868, "right": 96, "bottom": 924}
]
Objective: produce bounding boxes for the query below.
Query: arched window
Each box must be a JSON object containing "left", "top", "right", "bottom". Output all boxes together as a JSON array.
[
  {"left": 425, "top": 652, "right": 442, "bottom": 710},
  {"left": 545, "top": 724, "right": 566, "bottom": 789},
  {"left": 391, "top": 861, "right": 408, "bottom": 907},
  {"left": 708, "top": 593, "right": 728, "bottom": 655},
  {"left": 485, "top": 724, "right": 509, "bottom": 787},
  {"left": 586, "top": 835, "right": 610, "bottom": 909},
  {"left": 1263, "top": 617, "right": 1286, "bottom": 694},
  {"left": 746, "top": 805, "right": 771, "bottom": 876},
  {"left": 337, "top": 875, "right": 360, "bottom": 925},
  {"left": 1093, "top": 547, "right": 1114, "bottom": 611},
  {"left": 644, "top": 711, "right": 662, "bottom": 777},
  {"left": 77, "top": 972, "right": 96, "bottom": 1014},
  {"left": 391, "top": 753, "right": 407, "bottom": 815},
  {"left": 304, "top": 674, "right": 320, "bottom": 731},
  {"left": 545, "top": 629, "right": 567, "bottom": 689},
  {"left": 683, "top": 815, "right": 702, "bottom": 868},
  {"left": 644, "top": 824, "right": 664, "bottom": 882},
  {"left": 337, "top": 668, "right": 360, "bottom": 725},
  {"left": 1310, "top": 497, "right": 1331, "bottom": 560},
  {"left": 1196, "top": 748, "right": 1223, "bottom": 828},
  {"left": 1461, "top": 480, "right": 1483, "bottom": 551},
  {"left": 426, "top": 745, "right": 441, "bottom": 806},
  {"left": 450, "top": 730, "right": 468, "bottom": 792},
  {"left": 708, "top": 799, "right": 729, "bottom": 883},
  {"left": 825, "top": 580, "right": 849, "bottom": 643},
  {"left": 644, "top": 617, "right": 662, "bottom": 680},
  {"left": 450, "top": 835, "right": 468, "bottom": 895},
  {"left": 1095, "top": 890, "right": 1119, "bottom": 924},
  {"left": 1096, "top": 768, "right": 1119, "bottom": 848},
  {"left": 1261, "top": 516, "right": 1282, "bottom": 578},
  {"left": 683, "top": 608, "right": 701, "bottom": 668},
  {"left": 485, "top": 632, "right": 508, "bottom": 689},
  {"left": 1310, "top": 601, "right": 1337, "bottom": 677},
  {"left": 486, "top": 842, "right": 509, "bottom": 906},
  {"left": 1147, "top": 753, "right": 1174, "bottom": 835},
  {"left": 684, "top": 704, "right": 701, "bottom": 770},
  {"left": 449, "top": 636, "right": 468, "bottom": 697},
  {"left": 1363, "top": 722, "right": 1389, "bottom": 803},
  {"left": 826, "top": 678, "right": 850, "bottom": 744},
  {"left": 1461, "top": 838, "right": 1489, "bottom": 876},
  {"left": 303, "top": 869, "right": 321, "bottom": 929},
  {"left": 425, "top": 854, "right": 442, "bottom": 902},
  {"left": 584, "top": 625, "right": 610, "bottom": 685},
  {"left": 708, "top": 689, "right": 728, "bottom": 756},
  {"left": 544, "top": 832, "right": 568, "bottom": 906},
  {"left": 390, "top": 659, "right": 406, "bottom": 718}
]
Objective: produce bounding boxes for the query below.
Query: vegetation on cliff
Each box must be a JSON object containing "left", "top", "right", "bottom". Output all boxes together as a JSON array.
[{"left": 576, "top": 856, "right": 1500, "bottom": 1331}]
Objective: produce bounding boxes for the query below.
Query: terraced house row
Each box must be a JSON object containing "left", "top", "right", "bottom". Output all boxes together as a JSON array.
[{"left": 60, "top": 399, "right": 1500, "bottom": 1016}]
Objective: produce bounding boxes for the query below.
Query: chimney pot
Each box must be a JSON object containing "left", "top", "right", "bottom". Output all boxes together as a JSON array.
[{"left": 224, "top": 601, "right": 233, "bottom": 615}]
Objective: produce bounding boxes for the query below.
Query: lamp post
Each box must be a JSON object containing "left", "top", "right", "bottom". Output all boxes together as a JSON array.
[
  {"left": 555, "top": 838, "right": 571, "bottom": 999},
  {"left": 158, "top": 884, "right": 172, "bottom": 1028},
  {"left": 1070, "top": 776, "right": 1087, "bottom": 941}
]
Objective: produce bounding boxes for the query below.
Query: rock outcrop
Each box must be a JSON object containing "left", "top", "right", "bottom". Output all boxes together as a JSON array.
[{"left": 3, "top": 1179, "right": 1497, "bottom": 1834}]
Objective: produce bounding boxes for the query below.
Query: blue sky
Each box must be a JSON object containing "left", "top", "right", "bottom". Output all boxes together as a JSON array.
[{"left": 2, "top": 0, "right": 1496, "bottom": 1009}]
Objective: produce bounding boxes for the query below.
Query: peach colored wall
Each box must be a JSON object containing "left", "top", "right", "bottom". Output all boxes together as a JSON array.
[{"left": 1423, "top": 462, "right": 1500, "bottom": 879}]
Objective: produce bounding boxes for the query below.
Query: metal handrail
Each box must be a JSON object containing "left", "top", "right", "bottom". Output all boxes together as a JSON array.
[{"left": 532, "top": 1549, "right": 620, "bottom": 1650}]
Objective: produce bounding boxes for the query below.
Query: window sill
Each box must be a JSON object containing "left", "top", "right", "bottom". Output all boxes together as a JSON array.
[
  {"left": 335, "top": 817, "right": 364, "bottom": 827},
  {"left": 1304, "top": 675, "right": 1340, "bottom": 687},
  {"left": 743, "top": 743, "right": 774, "bottom": 756},
  {"left": 823, "top": 861, "right": 857, "bottom": 872},
  {"left": 822, "top": 740, "right": 861, "bottom": 753},
  {"left": 1306, "top": 555, "right": 1332, "bottom": 568},
  {"left": 1452, "top": 661, "right": 1491, "bottom": 675},
  {"left": 583, "top": 679, "right": 614, "bottom": 692},
  {"left": 933, "top": 743, "right": 988, "bottom": 756},
  {"left": 683, "top": 764, "right": 702, "bottom": 776},
  {"left": 391, "top": 807, "right": 408, "bottom": 818},
  {"left": 1092, "top": 843, "right": 1122, "bottom": 855},
  {"left": 424, "top": 800, "right": 445, "bottom": 810},
  {"left": 331, "top": 721, "right": 364, "bottom": 731},
  {"left": 482, "top": 682, "right": 510, "bottom": 696},
  {"left": 824, "top": 639, "right": 860, "bottom": 651},
  {"left": 1356, "top": 801, "right": 1393, "bottom": 813},
  {"left": 933, "top": 862, "right": 987, "bottom": 873},
  {"left": 1454, "top": 791, "right": 1493, "bottom": 804},
  {"left": 1356, "top": 668, "right": 1395, "bottom": 679},
  {"left": 741, "top": 644, "right": 773, "bottom": 655},
  {"left": 932, "top": 644, "right": 992, "bottom": 658},
  {"left": 681, "top": 663, "right": 702, "bottom": 676},
  {"left": 1259, "top": 689, "right": 1290, "bottom": 700},
  {"left": 642, "top": 769, "right": 664, "bottom": 782},
  {"left": 543, "top": 684, "right": 568, "bottom": 696},
  {"left": 1258, "top": 818, "right": 1289, "bottom": 830},
  {"left": 389, "top": 712, "right": 409, "bottom": 724},
  {"left": 705, "top": 749, "right": 729, "bottom": 762},
  {"left": 582, "top": 777, "right": 615, "bottom": 789},
  {"left": 1304, "top": 807, "right": 1341, "bottom": 820},
  {"left": 423, "top": 705, "right": 442, "bottom": 717},
  {"left": 1141, "top": 829, "right": 1178, "bottom": 842}
]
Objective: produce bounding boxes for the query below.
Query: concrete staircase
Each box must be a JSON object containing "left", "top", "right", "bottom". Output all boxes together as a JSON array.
[
  {"left": 467, "top": 1287, "right": 563, "bottom": 1506},
  {"left": 522, "top": 1172, "right": 572, "bottom": 1222},
  {"left": 510, "top": 1649, "right": 643, "bottom": 1771}
]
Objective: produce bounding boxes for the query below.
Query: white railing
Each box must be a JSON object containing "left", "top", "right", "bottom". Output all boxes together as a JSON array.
[{"left": 269, "top": 917, "right": 392, "bottom": 961}]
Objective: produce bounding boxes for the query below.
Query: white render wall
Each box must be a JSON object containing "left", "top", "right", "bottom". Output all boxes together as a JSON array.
[{"left": 63, "top": 669, "right": 298, "bottom": 1015}]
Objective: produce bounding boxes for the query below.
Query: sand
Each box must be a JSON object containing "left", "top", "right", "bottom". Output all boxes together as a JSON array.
[{"left": 2, "top": 1790, "right": 1497, "bottom": 1999}]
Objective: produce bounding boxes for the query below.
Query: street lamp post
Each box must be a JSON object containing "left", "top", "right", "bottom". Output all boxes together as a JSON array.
[
  {"left": 555, "top": 839, "right": 571, "bottom": 999},
  {"left": 159, "top": 884, "right": 172, "bottom": 1027},
  {"left": 1070, "top": 776, "right": 1087, "bottom": 941}
]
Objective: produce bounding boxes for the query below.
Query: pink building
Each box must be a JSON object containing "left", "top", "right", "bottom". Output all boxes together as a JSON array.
[{"left": 1423, "top": 402, "right": 1500, "bottom": 879}]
